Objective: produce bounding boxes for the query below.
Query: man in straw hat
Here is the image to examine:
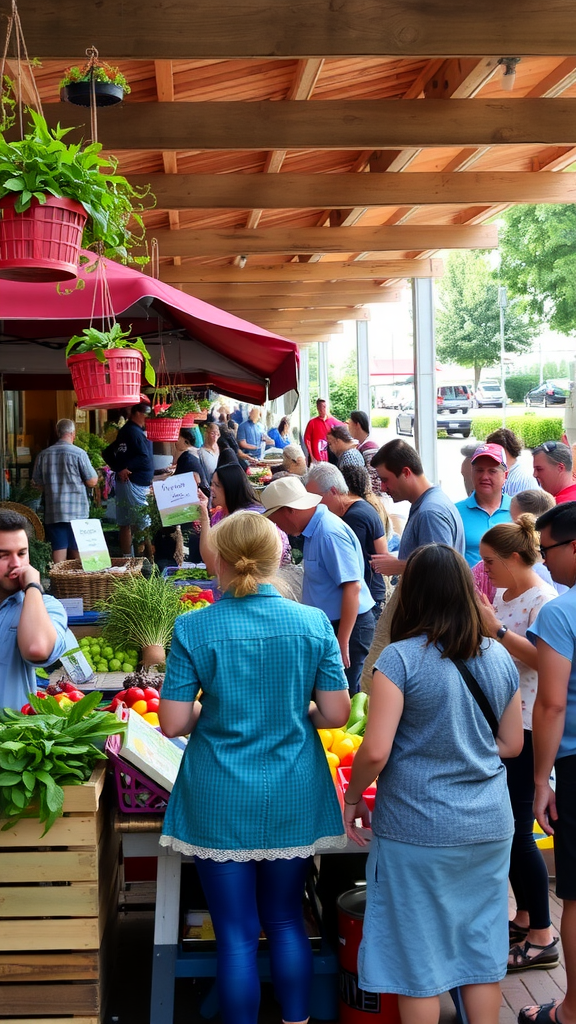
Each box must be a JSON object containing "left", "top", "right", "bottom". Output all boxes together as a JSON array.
[{"left": 262, "top": 475, "right": 374, "bottom": 694}]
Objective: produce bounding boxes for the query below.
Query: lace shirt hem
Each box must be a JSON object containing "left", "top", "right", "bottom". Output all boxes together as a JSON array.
[{"left": 159, "top": 833, "right": 347, "bottom": 861}]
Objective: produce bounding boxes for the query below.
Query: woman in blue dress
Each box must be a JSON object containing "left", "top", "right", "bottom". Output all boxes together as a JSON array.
[
  {"left": 343, "top": 543, "right": 523, "bottom": 1024},
  {"left": 159, "top": 511, "right": 350, "bottom": 1024}
]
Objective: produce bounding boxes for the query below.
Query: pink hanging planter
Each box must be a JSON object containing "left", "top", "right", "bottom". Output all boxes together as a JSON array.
[{"left": 0, "top": 194, "right": 87, "bottom": 282}]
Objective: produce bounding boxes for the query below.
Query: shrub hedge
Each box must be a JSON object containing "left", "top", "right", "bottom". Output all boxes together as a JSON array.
[
  {"left": 371, "top": 415, "right": 390, "bottom": 429},
  {"left": 471, "top": 415, "right": 564, "bottom": 448},
  {"left": 504, "top": 374, "right": 540, "bottom": 403}
]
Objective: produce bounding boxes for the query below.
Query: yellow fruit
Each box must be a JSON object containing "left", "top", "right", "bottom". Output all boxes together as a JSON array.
[
  {"left": 142, "top": 711, "right": 160, "bottom": 727},
  {"left": 331, "top": 736, "right": 355, "bottom": 760},
  {"left": 131, "top": 700, "right": 148, "bottom": 715},
  {"left": 348, "top": 734, "right": 363, "bottom": 749},
  {"left": 329, "top": 729, "right": 346, "bottom": 751},
  {"left": 318, "top": 729, "right": 333, "bottom": 750},
  {"left": 325, "top": 751, "right": 340, "bottom": 769}
]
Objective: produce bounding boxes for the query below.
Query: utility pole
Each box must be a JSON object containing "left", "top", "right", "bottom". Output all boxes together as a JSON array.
[{"left": 498, "top": 286, "right": 507, "bottom": 427}]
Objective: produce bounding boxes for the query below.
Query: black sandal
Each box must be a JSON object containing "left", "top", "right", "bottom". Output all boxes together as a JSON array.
[
  {"left": 518, "top": 999, "right": 563, "bottom": 1024},
  {"left": 508, "top": 937, "right": 560, "bottom": 973},
  {"left": 509, "top": 921, "right": 529, "bottom": 945}
]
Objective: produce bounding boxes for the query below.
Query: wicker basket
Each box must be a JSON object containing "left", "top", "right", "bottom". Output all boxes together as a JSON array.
[{"left": 48, "top": 557, "right": 144, "bottom": 610}]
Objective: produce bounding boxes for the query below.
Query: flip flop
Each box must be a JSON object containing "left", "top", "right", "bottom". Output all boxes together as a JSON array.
[
  {"left": 518, "top": 998, "right": 563, "bottom": 1024},
  {"left": 508, "top": 937, "right": 560, "bottom": 973}
]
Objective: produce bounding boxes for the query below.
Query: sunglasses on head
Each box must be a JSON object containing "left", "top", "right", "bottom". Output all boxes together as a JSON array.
[{"left": 534, "top": 441, "right": 558, "bottom": 454}]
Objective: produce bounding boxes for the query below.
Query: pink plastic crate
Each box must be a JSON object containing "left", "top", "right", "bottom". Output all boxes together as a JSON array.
[
  {"left": 336, "top": 765, "right": 377, "bottom": 813},
  {"left": 105, "top": 733, "right": 170, "bottom": 813}
]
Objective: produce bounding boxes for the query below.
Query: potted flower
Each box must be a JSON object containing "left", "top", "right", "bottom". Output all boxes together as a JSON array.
[
  {"left": 0, "top": 107, "right": 153, "bottom": 281},
  {"left": 60, "top": 57, "right": 131, "bottom": 108},
  {"left": 145, "top": 399, "right": 186, "bottom": 442},
  {"left": 66, "top": 323, "right": 156, "bottom": 410}
]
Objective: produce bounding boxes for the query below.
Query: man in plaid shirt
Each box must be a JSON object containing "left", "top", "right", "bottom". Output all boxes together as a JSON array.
[{"left": 32, "top": 419, "right": 98, "bottom": 561}]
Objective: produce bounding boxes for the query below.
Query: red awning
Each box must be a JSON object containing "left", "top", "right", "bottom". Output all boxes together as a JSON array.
[{"left": 0, "top": 254, "right": 299, "bottom": 404}]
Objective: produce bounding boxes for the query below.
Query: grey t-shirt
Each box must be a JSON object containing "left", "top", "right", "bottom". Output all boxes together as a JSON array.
[
  {"left": 398, "top": 485, "right": 465, "bottom": 560},
  {"left": 371, "top": 636, "right": 518, "bottom": 846}
]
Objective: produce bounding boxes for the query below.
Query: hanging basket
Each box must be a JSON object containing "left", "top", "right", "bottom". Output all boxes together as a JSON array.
[
  {"left": 0, "top": 195, "right": 87, "bottom": 282},
  {"left": 60, "top": 81, "right": 124, "bottom": 107},
  {"left": 67, "top": 349, "right": 144, "bottom": 409},
  {"left": 145, "top": 417, "right": 183, "bottom": 442},
  {"left": 194, "top": 410, "right": 208, "bottom": 422}
]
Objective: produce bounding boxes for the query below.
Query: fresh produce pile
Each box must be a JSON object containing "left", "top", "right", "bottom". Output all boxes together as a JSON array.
[
  {"left": 78, "top": 635, "right": 138, "bottom": 673},
  {"left": 168, "top": 568, "right": 213, "bottom": 581},
  {"left": 21, "top": 680, "right": 85, "bottom": 714},
  {"left": 97, "top": 570, "right": 182, "bottom": 666},
  {"left": 107, "top": 684, "right": 161, "bottom": 727},
  {"left": 0, "top": 692, "right": 126, "bottom": 834},
  {"left": 246, "top": 465, "right": 272, "bottom": 485},
  {"left": 318, "top": 693, "right": 368, "bottom": 778},
  {"left": 178, "top": 585, "right": 215, "bottom": 611}
]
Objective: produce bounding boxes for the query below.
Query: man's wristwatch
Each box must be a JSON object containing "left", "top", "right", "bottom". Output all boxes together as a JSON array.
[
  {"left": 24, "top": 581, "right": 44, "bottom": 595},
  {"left": 496, "top": 624, "right": 508, "bottom": 640}
]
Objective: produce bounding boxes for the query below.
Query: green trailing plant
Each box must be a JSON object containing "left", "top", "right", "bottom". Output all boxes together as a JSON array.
[
  {"left": 0, "top": 692, "right": 126, "bottom": 834},
  {"left": 60, "top": 62, "right": 131, "bottom": 94},
  {"left": 66, "top": 323, "right": 156, "bottom": 386},
  {"left": 28, "top": 537, "right": 53, "bottom": 578},
  {"left": 96, "top": 569, "right": 183, "bottom": 661},
  {"left": 74, "top": 429, "right": 108, "bottom": 469},
  {"left": 0, "top": 107, "right": 153, "bottom": 261}
]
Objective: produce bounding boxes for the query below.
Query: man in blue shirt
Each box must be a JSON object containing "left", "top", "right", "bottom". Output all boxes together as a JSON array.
[
  {"left": 0, "top": 510, "right": 68, "bottom": 710},
  {"left": 455, "top": 443, "right": 512, "bottom": 566},
  {"left": 524, "top": 502, "right": 576, "bottom": 1024},
  {"left": 237, "top": 407, "right": 273, "bottom": 456},
  {"left": 262, "top": 475, "right": 374, "bottom": 694}
]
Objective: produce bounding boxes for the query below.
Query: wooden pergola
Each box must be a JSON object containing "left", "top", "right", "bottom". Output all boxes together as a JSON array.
[{"left": 4, "top": 1, "right": 576, "bottom": 466}]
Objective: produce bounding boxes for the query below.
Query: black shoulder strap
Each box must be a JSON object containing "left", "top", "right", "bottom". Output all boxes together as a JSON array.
[{"left": 450, "top": 658, "right": 499, "bottom": 739}]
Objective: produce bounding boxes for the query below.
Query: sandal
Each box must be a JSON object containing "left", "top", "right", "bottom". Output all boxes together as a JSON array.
[
  {"left": 518, "top": 999, "right": 563, "bottom": 1024},
  {"left": 508, "top": 937, "right": 560, "bottom": 973},
  {"left": 510, "top": 921, "right": 529, "bottom": 945}
]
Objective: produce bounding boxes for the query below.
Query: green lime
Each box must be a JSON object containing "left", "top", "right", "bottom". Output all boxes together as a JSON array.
[
  {"left": 97, "top": 661, "right": 108, "bottom": 672},
  {"left": 122, "top": 663, "right": 135, "bottom": 673},
  {"left": 126, "top": 649, "right": 138, "bottom": 663},
  {"left": 114, "top": 651, "right": 127, "bottom": 664},
  {"left": 109, "top": 659, "right": 121, "bottom": 672},
  {"left": 102, "top": 646, "right": 114, "bottom": 659}
]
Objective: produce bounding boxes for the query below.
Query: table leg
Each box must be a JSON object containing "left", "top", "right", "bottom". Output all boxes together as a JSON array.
[{"left": 150, "top": 847, "right": 182, "bottom": 1024}]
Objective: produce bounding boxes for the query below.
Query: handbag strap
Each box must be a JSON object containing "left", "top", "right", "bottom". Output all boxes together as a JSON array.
[{"left": 450, "top": 658, "right": 499, "bottom": 738}]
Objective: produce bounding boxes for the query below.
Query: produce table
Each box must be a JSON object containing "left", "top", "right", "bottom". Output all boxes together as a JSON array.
[{"left": 115, "top": 813, "right": 370, "bottom": 1024}]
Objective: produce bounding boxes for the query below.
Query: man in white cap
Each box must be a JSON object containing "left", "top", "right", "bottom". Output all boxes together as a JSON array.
[
  {"left": 262, "top": 475, "right": 374, "bottom": 694},
  {"left": 455, "top": 442, "right": 512, "bottom": 566}
]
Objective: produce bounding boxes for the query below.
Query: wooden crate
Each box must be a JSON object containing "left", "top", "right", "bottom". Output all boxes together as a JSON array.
[{"left": 0, "top": 762, "right": 119, "bottom": 1024}]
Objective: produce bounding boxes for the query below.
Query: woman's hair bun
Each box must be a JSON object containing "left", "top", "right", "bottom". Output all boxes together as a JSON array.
[
  {"left": 516, "top": 512, "right": 537, "bottom": 536},
  {"left": 235, "top": 555, "right": 257, "bottom": 575}
]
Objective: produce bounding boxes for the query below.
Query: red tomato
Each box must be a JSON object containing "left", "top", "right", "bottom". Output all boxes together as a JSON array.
[
  {"left": 110, "top": 696, "right": 126, "bottom": 711},
  {"left": 35, "top": 690, "right": 47, "bottom": 699},
  {"left": 126, "top": 687, "right": 146, "bottom": 707},
  {"left": 142, "top": 687, "right": 159, "bottom": 702},
  {"left": 114, "top": 689, "right": 127, "bottom": 702},
  {"left": 20, "top": 703, "right": 31, "bottom": 715},
  {"left": 67, "top": 690, "right": 84, "bottom": 702},
  {"left": 146, "top": 697, "right": 160, "bottom": 713}
]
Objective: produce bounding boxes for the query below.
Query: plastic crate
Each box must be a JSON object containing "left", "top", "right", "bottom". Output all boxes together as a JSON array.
[
  {"left": 105, "top": 733, "right": 169, "bottom": 813},
  {"left": 336, "top": 765, "right": 377, "bottom": 813}
]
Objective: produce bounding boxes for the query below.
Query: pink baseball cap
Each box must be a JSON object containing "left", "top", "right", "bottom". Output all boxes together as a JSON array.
[{"left": 471, "top": 443, "right": 507, "bottom": 467}]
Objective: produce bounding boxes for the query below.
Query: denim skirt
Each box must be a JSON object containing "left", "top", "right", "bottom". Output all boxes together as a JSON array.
[{"left": 358, "top": 834, "right": 511, "bottom": 998}]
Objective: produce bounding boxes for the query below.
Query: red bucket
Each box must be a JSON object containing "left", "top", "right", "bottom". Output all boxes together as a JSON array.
[
  {"left": 146, "top": 417, "right": 183, "bottom": 442},
  {"left": 181, "top": 412, "right": 197, "bottom": 427},
  {"left": 337, "top": 887, "right": 400, "bottom": 1024},
  {"left": 0, "top": 195, "right": 87, "bottom": 282},
  {"left": 67, "top": 349, "right": 144, "bottom": 409}
]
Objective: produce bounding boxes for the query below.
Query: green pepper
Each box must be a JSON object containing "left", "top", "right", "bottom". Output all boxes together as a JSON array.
[
  {"left": 346, "top": 691, "right": 368, "bottom": 730},
  {"left": 347, "top": 716, "right": 366, "bottom": 736}
]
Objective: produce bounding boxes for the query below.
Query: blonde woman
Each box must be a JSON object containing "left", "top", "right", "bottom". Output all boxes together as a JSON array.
[{"left": 159, "top": 512, "right": 350, "bottom": 1024}]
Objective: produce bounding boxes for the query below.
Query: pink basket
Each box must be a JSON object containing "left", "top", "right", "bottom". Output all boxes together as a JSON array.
[
  {"left": 181, "top": 412, "right": 197, "bottom": 427},
  {"left": 0, "top": 194, "right": 87, "bottom": 282},
  {"left": 105, "top": 733, "right": 170, "bottom": 813},
  {"left": 67, "top": 349, "right": 144, "bottom": 410},
  {"left": 145, "top": 417, "right": 183, "bottom": 442}
]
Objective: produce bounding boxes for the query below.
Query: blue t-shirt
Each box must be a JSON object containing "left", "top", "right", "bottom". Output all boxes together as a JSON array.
[
  {"left": 301, "top": 504, "right": 374, "bottom": 621},
  {"left": 237, "top": 419, "right": 263, "bottom": 450},
  {"left": 455, "top": 492, "right": 512, "bottom": 566},
  {"left": 267, "top": 428, "right": 290, "bottom": 450},
  {"left": 399, "top": 486, "right": 465, "bottom": 561},
  {"left": 0, "top": 592, "right": 68, "bottom": 710},
  {"left": 371, "top": 636, "right": 518, "bottom": 846},
  {"left": 527, "top": 584, "right": 576, "bottom": 760}
]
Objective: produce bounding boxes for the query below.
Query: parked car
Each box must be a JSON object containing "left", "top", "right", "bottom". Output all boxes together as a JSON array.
[
  {"left": 437, "top": 384, "right": 473, "bottom": 414},
  {"left": 475, "top": 381, "right": 505, "bottom": 408},
  {"left": 524, "top": 379, "right": 570, "bottom": 407},
  {"left": 396, "top": 407, "right": 471, "bottom": 439}
]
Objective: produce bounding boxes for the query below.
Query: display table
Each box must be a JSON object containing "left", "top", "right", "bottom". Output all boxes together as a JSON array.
[{"left": 116, "top": 814, "right": 370, "bottom": 1024}]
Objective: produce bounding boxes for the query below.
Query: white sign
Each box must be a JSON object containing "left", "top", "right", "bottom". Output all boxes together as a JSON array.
[
  {"left": 71, "top": 519, "right": 112, "bottom": 572},
  {"left": 152, "top": 472, "right": 201, "bottom": 527},
  {"left": 59, "top": 597, "right": 84, "bottom": 617}
]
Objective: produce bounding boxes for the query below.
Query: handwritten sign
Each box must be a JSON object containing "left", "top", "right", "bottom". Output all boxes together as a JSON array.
[
  {"left": 71, "top": 519, "right": 112, "bottom": 572},
  {"left": 152, "top": 472, "right": 201, "bottom": 527}
]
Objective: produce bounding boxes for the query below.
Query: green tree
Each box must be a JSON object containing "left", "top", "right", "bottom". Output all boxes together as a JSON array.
[
  {"left": 498, "top": 204, "right": 576, "bottom": 336},
  {"left": 435, "top": 251, "right": 535, "bottom": 389}
]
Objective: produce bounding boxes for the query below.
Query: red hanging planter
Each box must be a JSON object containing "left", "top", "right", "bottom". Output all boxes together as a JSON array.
[
  {"left": 145, "top": 418, "right": 183, "bottom": 442},
  {"left": 0, "top": 195, "right": 87, "bottom": 282},
  {"left": 67, "top": 349, "right": 144, "bottom": 410},
  {"left": 181, "top": 412, "right": 198, "bottom": 427}
]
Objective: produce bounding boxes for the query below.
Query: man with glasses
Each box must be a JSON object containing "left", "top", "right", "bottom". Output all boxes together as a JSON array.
[
  {"left": 533, "top": 441, "right": 576, "bottom": 505},
  {"left": 521, "top": 501, "right": 576, "bottom": 1024}
]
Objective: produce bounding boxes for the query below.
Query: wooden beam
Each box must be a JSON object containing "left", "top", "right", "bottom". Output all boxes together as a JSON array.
[
  {"left": 132, "top": 171, "right": 576, "bottom": 209},
  {"left": 230, "top": 310, "right": 370, "bottom": 323},
  {"left": 159, "top": 259, "right": 442, "bottom": 283},
  {"left": 145, "top": 225, "right": 497, "bottom": 258},
  {"left": 16, "top": 1, "right": 576, "bottom": 59},
  {"left": 272, "top": 323, "right": 344, "bottom": 334},
  {"left": 177, "top": 286, "right": 401, "bottom": 305},
  {"left": 32, "top": 100, "right": 576, "bottom": 151},
  {"left": 177, "top": 288, "right": 402, "bottom": 307}
]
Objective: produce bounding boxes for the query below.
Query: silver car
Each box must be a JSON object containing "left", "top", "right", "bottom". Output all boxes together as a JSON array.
[{"left": 475, "top": 381, "right": 505, "bottom": 408}]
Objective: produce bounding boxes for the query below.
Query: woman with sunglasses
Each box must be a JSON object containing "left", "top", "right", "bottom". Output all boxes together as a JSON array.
[{"left": 479, "top": 516, "right": 558, "bottom": 973}]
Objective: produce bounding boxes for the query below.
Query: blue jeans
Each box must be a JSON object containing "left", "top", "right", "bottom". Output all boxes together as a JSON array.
[
  {"left": 194, "top": 856, "right": 313, "bottom": 1024},
  {"left": 331, "top": 609, "right": 375, "bottom": 695}
]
